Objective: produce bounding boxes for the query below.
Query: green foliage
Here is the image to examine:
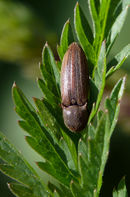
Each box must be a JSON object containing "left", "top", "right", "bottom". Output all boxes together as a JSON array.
[
  {"left": 0, "top": 0, "right": 130, "bottom": 197},
  {"left": 113, "top": 178, "right": 128, "bottom": 197},
  {"left": 0, "top": 132, "right": 49, "bottom": 197}
]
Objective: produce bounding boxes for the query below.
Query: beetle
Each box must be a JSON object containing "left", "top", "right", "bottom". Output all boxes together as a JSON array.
[{"left": 61, "top": 42, "right": 89, "bottom": 132}]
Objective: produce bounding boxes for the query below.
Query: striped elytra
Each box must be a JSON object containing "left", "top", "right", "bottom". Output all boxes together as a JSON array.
[{"left": 61, "top": 42, "right": 89, "bottom": 132}]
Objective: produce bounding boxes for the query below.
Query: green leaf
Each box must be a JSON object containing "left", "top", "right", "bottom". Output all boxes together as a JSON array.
[
  {"left": 74, "top": 2, "right": 96, "bottom": 67},
  {"left": 13, "top": 83, "right": 48, "bottom": 140},
  {"left": 106, "top": 6, "right": 129, "bottom": 54},
  {"left": 88, "top": 41, "right": 106, "bottom": 123},
  {"left": 13, "top": 83, "right": 78, "bottom": 188},
  {"left": 105, "top": 0, "right": 123, "bottom": 38},
  {"left": 57, "top": 19, "right": 74, "bottom": 60},
  {"left": 40, "top": 63, "right": 58, "bottom": 97},
  {"left": 77, "top": 77, "right": 125, "bottom": 196},
  {"left": 8, "top": 183, "right": 34, "bottom": 197},
  {"left": 105, "top": 77, "right": 126, "bottom": 136},
  {"left": 113, "top": 177, "right": 128, "bottom": 197},
  {"left": 37, "top": 161, "right": 72, "bottom": 187},
  {"left": 53, "top": 190, "right": 60, "bottom": 197},
  {"left": 106, "top": 44, "right": 130, "bottom": 78},
  {"left": 25, "top": 135, "right": 77, "bottom": 188},
  {"left": 60, "top": 131, "right": 78, "bottom": 172},
  {"left": 42, "top": 43, "right": 60, "bottom": 95},
  {"left": 48, "top": 182, "right": 73, "bottom": 197},
  {"left": 33, "top": 97, "right": 61, "bottom": 142},
  {"left": 0, "top": 132, "right": 48, "bottom": 197},
  {"left": 70, "top": 180, "right": 86, "bottom": 197},
  {"left": 37, "top": 78, "right": 60, "bottom": 106},
  {"left": 88, "top": 0, "right": 101, "bottom": 49},
  {"left": 33, "top": 97, "right": 78, "bottom": 172},
  {"left": 59, "top": 137, "right": 77, "bottom": 171}
]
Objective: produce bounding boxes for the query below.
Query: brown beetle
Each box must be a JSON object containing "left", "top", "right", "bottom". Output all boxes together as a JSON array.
[{"left": 61, "top": 42, "right": 89, "bottom": 132}]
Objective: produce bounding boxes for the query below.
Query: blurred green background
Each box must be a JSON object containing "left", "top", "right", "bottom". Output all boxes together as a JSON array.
[{"left": 0, "top": 0, "right": 129, "bottom": 196}]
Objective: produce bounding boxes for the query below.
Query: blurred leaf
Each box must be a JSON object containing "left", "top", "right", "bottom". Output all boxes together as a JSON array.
[
  {"left": 57, "top": 20, "right": 74, "bottom": 61},
  {"left": 8, "top": 183, "right": 34, "bottom": 197},
  {"left": 53, "top": 190, "right": 60, "bottom": 197},
  {"left": 48, "top": 182, "right": 73, "bottom": 197},
  {"left": 88, "top": 41, "right": 106, "bottom": 123},
  {"left": 70, "top": 180, "right": 86, "bottom": 197},
  {"left": 0, "top": 132, "right": 48, "bottom": 197},
  {"left": 106, "top": 44, "right": 130, "bottom": 78},
  {"left": 113, "top": 177, "right": 128, "bottom": 197},
  {"left": 106, "top": 6, "right": 129, "bottom": 54},
  {"left": 105, "top": 0, "right": 122, "bottom": 38},
  {"left": 74, "top": 2, "right": 96, "bottom": 67}
]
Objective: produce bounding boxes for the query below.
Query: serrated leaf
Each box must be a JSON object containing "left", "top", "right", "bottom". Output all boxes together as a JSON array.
[
  {"left": 106, "top": 6, "right": 128, "bottom": 54},
  {"left": 33, "top": 96, "right": 78, "bottom": 171},
  {"left": 70, "top": 180, "right": 87, "bottom": 197},
  {"left": 78, "top": 77, "right": 126, "bottom": 196},
  {"left": 13, "top": 84, "right": 50, "bottom": 140},
  {"left": 33, "top": 97, "right": 61, "bottom": 142},
  {"left": 88, "top": 41, "right": 106, "bottom": 123},
  {"left": 13, "top": 84, "right": 78, "bottom": 188},
  {"left": 113, "top": 177, "right": 128, "bottom": 197},
  {"left": 74, "top": 2, "right": 96, "bottom": 67},
  {"left": 57, "top": 19, "right": 74, "bottom": 60},
  {"left": 8, "top": 183, "right": 34, "bottom": 197},
  {"left": 48, "top": 182, "right": 73, "bottom": 197},
  {"left": 60, "top": 131, "right": 78, "bottom": 172},
  {"left": 40, "top": 63, "right": 58, "bottom": 97},
  {"left": 106, "top": 44, "right": 130, "bottom": 78},
  {"left": 59, "top": 138, "right": 77, "bottom": 171},
  {"left": 0, "top": 132, "right": 48, "bottom": 197},
  {"left": 42, "top": 43, "right": 60, "bottom": 95},
  {"left": 25, "top": 136, "right": 77, "bottom": 188},
  {"left": 38, "top": 78, "right": 60, "bottom": 106},
  {"left": 37, "top": 161, "right": 72, "bottom": 187}
]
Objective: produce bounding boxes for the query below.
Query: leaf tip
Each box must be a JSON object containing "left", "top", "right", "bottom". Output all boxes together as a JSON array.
[
  {"left": 102, "top": 40, "right": 106, "bottom": 44},
  {"left": 7, "top": 182, "right": 11, "bottom": 189},
  {"left": 35, "top": 161, "right": 39, "bottom": 166},
  {"left": 76, "top": 1, "right": 79, "bottom": 7},
  {"left": 70, "top": 180, "right": 74, "bottom": 185},
  {"left": 79, "top": 152, "right": 82, "bottom": 157},
  {"left": 54, "top": 189, "right": 57, "bottom": 193},
  {"left": 12, "top": 82, "right": 17, "bottom": 88},
  {"left": 105, "top": 109, "right": 108, "bottom": 113},
  {"left": 79, "top": 138, "right": 82, "bottom": 143},
  {"left": 66, "top": 18, "right": 70, "bottom": 24},
  {"left": 45, "top": 41, "right": 48, "bottom": 47},
  {"left": 88, "top": 136, "right": 91, "bottom": 141},
  {"left": 32, "top": 97, "right": 37, "bottom": 102}
]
